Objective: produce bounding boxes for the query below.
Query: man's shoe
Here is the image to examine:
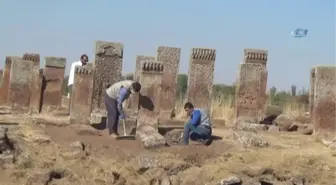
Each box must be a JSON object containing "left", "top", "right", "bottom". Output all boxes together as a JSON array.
[
  {"left": 198, "top": 138, "right": 212, "bottom": 146},
  {"left": 109, "top": 133, "right": 119, "bottom": 139}
]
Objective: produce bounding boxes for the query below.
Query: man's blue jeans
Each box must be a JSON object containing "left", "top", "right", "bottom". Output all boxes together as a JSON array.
[{"left": 183, "top": 123, "right": 212, "bottom": 145}]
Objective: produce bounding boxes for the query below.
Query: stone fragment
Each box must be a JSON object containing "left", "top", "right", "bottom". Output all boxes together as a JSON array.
[
  {"left": 60, "top": 141, "right": 86, "bottom": 160},
  {"left": 268, "top": 125, "right": 280, "bottom": 132},
  {"left": 187, "top": 48, "right": 216, "bottom": 112},
  {"left": 233, "top": 120, "right": 268, "bottom": 132},
  {"left": 273, "top": 115, "right": 293, "bottom": 131},
  {"left": 231, "top": 131, "right": 268, "bottom": 148},
  {"left": 136, "top": 125, "right": 167, "bottom": 149},
  {"left": 164, "top": 129, "right": 183, "bottom": 145},
  {"left": 219, "top": 175, "right": 242, "bottom": 185}
]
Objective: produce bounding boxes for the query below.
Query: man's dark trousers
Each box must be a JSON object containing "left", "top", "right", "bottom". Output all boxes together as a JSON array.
[
  {"left": 183, "top": 123, "right": 212, "bottom": 145},
  {"left": 104, "top": 92, "right": 120, "bottom": 135}
]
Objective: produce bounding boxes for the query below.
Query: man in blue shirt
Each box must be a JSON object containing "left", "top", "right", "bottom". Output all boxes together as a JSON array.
[
  {"left": 183, "top": 102, "right": 212, "bottom": 145},
  {"left": 105, "top": 80, "right": 141, "bottom": 138}
]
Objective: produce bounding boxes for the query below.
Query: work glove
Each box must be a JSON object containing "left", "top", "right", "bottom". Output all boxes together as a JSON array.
[{"left": 119, "top": 114, "right": 126, "bottom": 120}]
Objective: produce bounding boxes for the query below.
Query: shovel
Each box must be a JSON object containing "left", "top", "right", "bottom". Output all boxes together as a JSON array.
[{"left": 116, "top": 119, "right": 136, "bottom": 140}]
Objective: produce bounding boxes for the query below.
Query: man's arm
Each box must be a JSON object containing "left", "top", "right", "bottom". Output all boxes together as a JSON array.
[
  {"left": 68, "top": 63, "right": 75, "bottom": 86},
  {"left": 117, "top": 87, "right": 128, "bottom": 119},
  {"left": 189, "top": 110, "right": 201, "bottom": 125}
]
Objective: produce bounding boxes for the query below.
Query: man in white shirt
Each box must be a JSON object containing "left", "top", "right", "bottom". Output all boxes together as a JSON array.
[{"left": 67, "top": 54, "right": 89, "bottom": 98}]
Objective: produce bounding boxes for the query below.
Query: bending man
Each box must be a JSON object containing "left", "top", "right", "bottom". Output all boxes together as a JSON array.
[
  {"left": 183, "top": 102, "right": 212, "bottom": 145},
  {"left": 105, "top": 80, "right": 141, "bottom": 138}
]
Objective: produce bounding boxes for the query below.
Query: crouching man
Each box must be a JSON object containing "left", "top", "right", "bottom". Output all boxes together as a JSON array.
[{"left": 183, "top": 102, "right": 212, "bottom": 145}]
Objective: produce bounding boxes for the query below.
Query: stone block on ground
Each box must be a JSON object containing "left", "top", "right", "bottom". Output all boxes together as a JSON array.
[
  {"left": 136, "top": 125, "right": 167, "bottom": 149},
  {"left": 164, "top": 129, "right": 184, "bottom": 145},
  {"left": 231, "top": 131, "right": 268, "bottom": 148},
  {"left": 273, "top": 114, "right": 293, "bottom": 131}
]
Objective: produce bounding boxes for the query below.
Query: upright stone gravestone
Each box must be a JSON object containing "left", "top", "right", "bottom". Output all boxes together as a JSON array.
[
  {"left": 310, "top": 65, "right": 336, "bottom": 137},
  {"left": 243, "top": 49, "right": 268, "bottom": 109},
  {"left": 0, "top": 56, "right": 21, "bottom": 106},
  {"left": 136, "top": 60, "right": 166, "bottom": 149},
  {"left": 70, "top": 66, "right": 94, "bottom": 124},
  {"left": 8, "top": 59, "right": 34, "bottom": 112},
  {"left": 22, "top": 53, "right": 42, "bottom": 113},
  {"left": 187, "top": 48, "right": 216, "bottom": 112},
  {"left": 42, "top": 57, "right": 66, "bottom": 112},
  {"left": 156, "top": 46, "right": 181, "bottom": 121},
  {"left": 309, "top": 67, "right": 316, "bottom": 120},
  {"left": 92, "top": 41, "right": 123, "bottom": 113}
]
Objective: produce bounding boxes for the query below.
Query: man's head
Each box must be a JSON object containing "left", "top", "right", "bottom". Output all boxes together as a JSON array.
[
  {"left": 184, "top": 102, "right": 194, "bottom": 116},
  {"left": 80, "top": 54, "right": 89, "bottom": 65},
  {"left": 130, "top": 81, "right": 141, "bottom": 93}
]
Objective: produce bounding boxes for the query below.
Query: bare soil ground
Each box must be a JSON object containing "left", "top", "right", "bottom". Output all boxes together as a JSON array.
[{"left": 0, "top": 110, "right": 335, "bottom": 185}]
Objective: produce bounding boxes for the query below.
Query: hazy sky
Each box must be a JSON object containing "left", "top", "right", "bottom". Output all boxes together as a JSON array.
[{"left": 0, "top": 1, "right": 334, "bottom": 90}]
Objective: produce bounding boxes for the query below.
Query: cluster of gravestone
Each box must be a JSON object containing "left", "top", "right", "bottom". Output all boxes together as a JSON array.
[{"left": 0, "top": 41, "right": 335, "bottom": 147}]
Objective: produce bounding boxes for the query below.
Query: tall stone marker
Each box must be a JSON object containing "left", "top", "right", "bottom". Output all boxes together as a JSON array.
[
  {"left": 92, "top": 41, "right": 123, "bottom": 113},
  {"left": 22, "top": 53, "right": 42, "bottom": 113},
  {"left": 309, "top": 67, "right": 315, "bottom": 120},
  {"left": 187, "top": 48, "right": 216, "bottom": 112},
  {"left": 42, "top": 57, "right": 66, "bottom": 111},
  {"left": 0, "top": 56, "right": 21, "bottom": 105},
  {"left": 8, "top": 59, "right": 34, "bottom": 112},
  {"left": 137, "top": 60, "right": 164, "bottom": 128},
  {"left": 310, "top": 65, "right": 336, "bottom": 137},
  {"left": 70, "top": 66, "right": 94, "bottom": 124},
  {"left": 136, "top": 60, "right": 166, "bottom": 149},
  {"left": 156, "top": 46, "right": 181, "bottom": 120},
  {"left": 243, "top": 48, "right": 268, "bottom": 113}
]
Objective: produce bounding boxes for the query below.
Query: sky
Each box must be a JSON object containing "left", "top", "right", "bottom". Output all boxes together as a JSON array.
[{"left": 0, "top": 1, "right": 334, "bottom": 90}]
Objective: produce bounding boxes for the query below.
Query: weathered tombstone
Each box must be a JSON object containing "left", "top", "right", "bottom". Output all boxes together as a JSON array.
[
  {"left": 8, "top": 59, "right": 34, "bottom": 112},
  {"left": 92, "top": 41, "right": 123, "bottom": 113},
  {"left": 22, "top": 53, "right": 42, "bottom": 113},
  {"left": 42, "top": 57, "right": 66, "bottom": 112},
  {"left": 136, "top": 60, "right": 166, "bottom": 149},
  {"left": 310, "top": 65, "right": 336, "bottom": 137},
  {"left": 235, "top": 63, "right": 267, "bottom": 121},
  {"left": 309, "top": 67, "right": 316, "bottom": 120},
  {"left": 186, "top": 48, "right": 216, "bottom": 112},
  {"left": 243, "top": 48, "right": 268, "bottom": 112},
  {"left": 156, "top": 46, "right": 181, "bottom": 121},
  {"left": 70, "top": 66, "right": 94, "bottom": 124},
  {"left": 137, "top": 60, "right": 164, "bottom": 128},
  {"left": 0, "top": 56, "right": 21, "bottom": 106},
  {"left": 135, "top": 55, "right": 155, "bottom": 81}
]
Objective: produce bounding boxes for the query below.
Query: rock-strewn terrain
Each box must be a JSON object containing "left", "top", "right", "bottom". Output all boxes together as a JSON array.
[{"left": 0, "top": 112, "right": 335, "bottom": 185}]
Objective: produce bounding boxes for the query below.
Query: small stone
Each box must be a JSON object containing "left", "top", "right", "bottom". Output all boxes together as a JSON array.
[
  {"left": 259, "top": 174, "right": 276, "bottom": 184},
  {"left": 60, "top": 141, "right": 86, "bottom": 160},
  {"left": 273, "top": 115, "right": 293, "bottom": 131},
  {"left": 290, "top": 176, "right": 305, "bottom": 185},
  {"left": 268, "top": 125, "right": 280, "bottom": 132},
  {"left": 231, "top": 131, "right": 268, "bottom": 148},
  {"left": 219, "top": 175, "right": 242, "bottom": 185}
]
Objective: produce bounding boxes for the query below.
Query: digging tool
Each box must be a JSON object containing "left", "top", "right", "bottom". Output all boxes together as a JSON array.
[{"left": 116, "top": 119, "right": 136, "bottom": 140}]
